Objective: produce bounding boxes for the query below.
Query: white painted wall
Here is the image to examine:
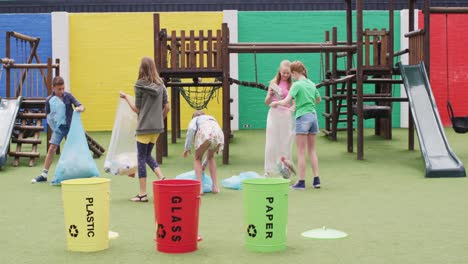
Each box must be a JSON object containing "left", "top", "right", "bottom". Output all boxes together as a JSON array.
[
  {"left": 399, "top": 9, "right": 419, "bottom": 128},
  {"left": 51, "top": 12, "right": 70, "bottom": 91},
  {"left": 223, "top": 10, "right": 239, "bottom": 130}
]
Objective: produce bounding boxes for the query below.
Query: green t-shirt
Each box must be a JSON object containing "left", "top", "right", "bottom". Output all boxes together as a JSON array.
[{"left": 289, "top": 78, "right": 320, "bottom": 119}]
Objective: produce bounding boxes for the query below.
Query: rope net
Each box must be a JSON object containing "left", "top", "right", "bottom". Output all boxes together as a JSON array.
[
  {"left": 178, "top": 85, "right": 221, "bottom": 110},
  {"left": 172, "top": 76, "right": 269, "bottom": 110}
]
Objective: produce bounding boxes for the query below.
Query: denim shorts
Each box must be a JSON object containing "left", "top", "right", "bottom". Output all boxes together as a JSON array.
[
  {"left": 50, "top": 125, "right": 69, "bottom": 145},
  {"left": 295, "top": 113, "right": 319, "bottom": 135}
]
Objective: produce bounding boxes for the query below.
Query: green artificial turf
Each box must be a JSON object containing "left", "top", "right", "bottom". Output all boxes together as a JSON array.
[{"left": 0, "top": 129, "right": 467, "bottom": 264}]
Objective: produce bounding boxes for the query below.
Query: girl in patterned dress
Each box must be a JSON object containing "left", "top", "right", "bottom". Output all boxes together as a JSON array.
[{"left": 183, "top": 110, "right": 224, "bottom": 195}]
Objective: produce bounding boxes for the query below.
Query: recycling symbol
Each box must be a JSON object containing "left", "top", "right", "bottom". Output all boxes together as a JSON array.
[
  {"left": 247, "top": 224, "right": 257, "bottom": 238},
  {"left": 69, "top": 225, "right": 79, "bottom": 238},
  {"left": 157, "top": 224, "right": 166, "bottom": 239}
]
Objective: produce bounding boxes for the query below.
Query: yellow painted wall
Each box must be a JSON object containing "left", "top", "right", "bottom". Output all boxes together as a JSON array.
[
  {"left": 69, "top": 12, "right": 223, "bottom": 131},
  {"left": 69, "top": 13, "right": 151, "bottom": 131}
]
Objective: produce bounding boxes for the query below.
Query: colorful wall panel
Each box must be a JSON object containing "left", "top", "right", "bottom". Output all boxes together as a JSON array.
[
  {"left": 237, "top": 11, "right": 401, "bottom": 130},
  {"left": 0, "top": 11, "right": 415, "bottom": 132},
  {"left": 0, "top": 14, "right": 52, "bottom": 97},
  {"left": 446, "top": 14, "right": 468, "bottom": 120},
  {"left": 69, "top": 12, "right": 223, "bottom": 131},
  {"left": 69, "top": 13, "right": 152, "bottom": 131},
  {"left": 419, "top": 12, "right": 468, "bottom": 127}
]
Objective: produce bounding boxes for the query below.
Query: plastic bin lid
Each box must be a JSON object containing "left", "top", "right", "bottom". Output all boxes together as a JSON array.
[{"left": 301, "top": 226, "right": 347, "bottom": 239}]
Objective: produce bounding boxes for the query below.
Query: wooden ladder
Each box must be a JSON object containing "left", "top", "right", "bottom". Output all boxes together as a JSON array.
[
  {"left": 9, "top": 98, "right": 46, "bottom": 166},
  {"left": 85, "top": 133, "right": 106, "bottom": 158},
  {"left": 323, "top": 81, "right": 356, "bottom": 139}
]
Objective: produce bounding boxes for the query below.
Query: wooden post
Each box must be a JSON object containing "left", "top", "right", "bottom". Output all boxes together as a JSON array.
[
  {"left": 46, "top": 58, "right": 53, "bottom": 153},
  {"left": 324, "top": 30, "right": 331, "bottom": 136},
  {"left": 181, "top": 31, "right": 186, "bottom": 69},
  {"left": 46, "top": 58, "right": 52, "bottom": 97},
  {"left": 6, "top": 32, "right": 11, "bottom": 98},
  {"left": 216, "top": 30, "right": 222, "bottom": 69},
  {"left": 221, "top": 23, "right": 230, "bottom": 164},
  {"left": 176, "top": 83, "right": 181, "bottom": 139},
  {"left": 177, "top": 30, "right": 185, "bottom": 140},
  {"left": 170, "top": 30, "right": 178, "bottom": 145},
  {"left": 408, "top": 0, "right": 415, "bottom": 151},
  {"left": 153, "top": 13, "right": 166, "bottom": 164},
  {"left": 356, "top": 0, "right": 364, "bottom": 160},
  {"left": 198, "top": 30, "right": 204, "bottom": 69},
  {"left": 171, "top": 85, "right": 177, "bottom": 144},
  {"left": 189, "top": 30, "right": 196, "bottom": 69},
  {"left": 154, "top": 13, "right": 161, "bottom": 71},
  {"left": 207, "top": 30, "right": 213, "bottom": 68},
  {"left": 55, "top": 58, "right": 60, "bottom": 77},
  {"left": 423, "top": 0, "right": 430, "bottom": 73},
  {"left": 387, "top": 1, "right": 395, "bottom": 140},
  {"left": 346, "top": 0, "right": 354, "bottom": 153},
  {"left": 331, "top": 27, "right": 338, "bottom": 140}
]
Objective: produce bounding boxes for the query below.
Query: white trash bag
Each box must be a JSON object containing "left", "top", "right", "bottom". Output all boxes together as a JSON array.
[{"left": 104, "top": 97, "right": 138, "bottom": 176}]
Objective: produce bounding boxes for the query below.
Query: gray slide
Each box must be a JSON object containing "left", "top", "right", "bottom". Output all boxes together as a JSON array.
[
  {"left": 0, "top": 97, "right": 22, "bottom": 167},
  {"left": 398, "top": 62, "right": 465, "bottom": 177}
]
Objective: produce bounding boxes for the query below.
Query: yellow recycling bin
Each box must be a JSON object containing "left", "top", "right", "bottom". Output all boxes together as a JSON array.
[{"left": 61, "top": 178, "right": 110, "bottom": 252}]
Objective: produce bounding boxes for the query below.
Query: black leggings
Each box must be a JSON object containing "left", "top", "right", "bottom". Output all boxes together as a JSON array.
[{"left": 137, "top": 142, "right": 159, "bottom": 178}]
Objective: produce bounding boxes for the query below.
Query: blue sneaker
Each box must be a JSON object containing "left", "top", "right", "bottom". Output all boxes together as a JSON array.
[
  {"left": 31, "top": 175, "right": 47, "bottom": 183},
  {"left": 312, "top": 177, "right": 321, "bottom": 189},
  {"left": 291, "top": 180, "right": 305, "bottom": 190}
]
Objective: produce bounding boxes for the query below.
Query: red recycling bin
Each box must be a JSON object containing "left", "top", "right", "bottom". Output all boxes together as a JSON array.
[{"left": 153, "top": 179, "right": 201, "bottom": 253}]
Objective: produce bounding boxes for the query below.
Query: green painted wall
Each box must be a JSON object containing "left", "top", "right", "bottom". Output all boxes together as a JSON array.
[{"left": 238, "top": 11, "right": 401, "bottom": 130}]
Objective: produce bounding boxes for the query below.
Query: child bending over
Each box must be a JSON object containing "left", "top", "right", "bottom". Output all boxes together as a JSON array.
[{"left": 183, "top": 110, "right": 224, "bottom": 195}]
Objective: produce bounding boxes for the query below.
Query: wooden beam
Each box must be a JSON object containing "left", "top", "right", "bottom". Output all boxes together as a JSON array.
[
  {"left": 7, "top": 31, "right": 38, "bottom": 42},
  {"left": 228, "top": 45, "right": 357, "bottom": 54},
  {"left": 230, "top": 42, "right": 334, "bottom": 47},
  {"left": 430, "top": 7, "right": 468, "bottom": 14},
  {"left": 5, "top": 63, "right": 59, "bottom": 69},
  {"left": 404, "top": 29, "right": 424, "bottom": 38}
]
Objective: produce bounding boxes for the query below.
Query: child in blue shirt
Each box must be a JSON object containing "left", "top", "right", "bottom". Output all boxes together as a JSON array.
[{"left": 32, "top": 76, "right": 84, "bottom": 183}]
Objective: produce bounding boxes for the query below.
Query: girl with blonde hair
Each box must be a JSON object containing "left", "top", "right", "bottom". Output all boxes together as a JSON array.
[
  {"left": 270, "top": 60, "right": 321, "bottom": 189},
  {"left": 264, "top": 60, "right": 295, "bottom": 177}
]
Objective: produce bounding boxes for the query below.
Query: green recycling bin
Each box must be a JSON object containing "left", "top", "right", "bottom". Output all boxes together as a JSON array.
[{"left": 242, "top": 178, "right": 290, "bottom": 252}]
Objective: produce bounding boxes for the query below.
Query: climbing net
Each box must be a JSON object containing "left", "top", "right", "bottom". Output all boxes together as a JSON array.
[
  {"left": 170, "top": 77, "right": 222, "bottom": 110},
  {"left": 179, "top": 85, "right": 222, "bottom": 110}
]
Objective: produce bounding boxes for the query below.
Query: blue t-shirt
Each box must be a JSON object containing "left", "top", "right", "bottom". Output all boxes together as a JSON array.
[{"left": 45, "top": 92, "right": 81, "bottom": 129}]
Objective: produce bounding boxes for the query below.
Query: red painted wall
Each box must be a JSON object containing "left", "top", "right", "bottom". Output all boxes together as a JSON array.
[{"left": 419, "top": 11, "right": 468, "bottom": 127}]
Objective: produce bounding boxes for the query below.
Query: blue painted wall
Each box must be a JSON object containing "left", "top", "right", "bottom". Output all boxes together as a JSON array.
[{"left": 0, "top": 14, "right": 52, "bottom": 97}]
